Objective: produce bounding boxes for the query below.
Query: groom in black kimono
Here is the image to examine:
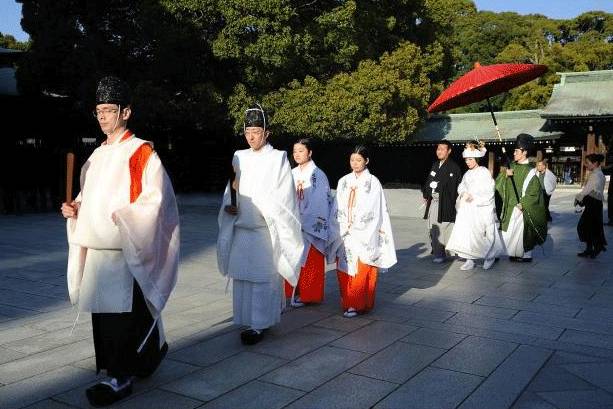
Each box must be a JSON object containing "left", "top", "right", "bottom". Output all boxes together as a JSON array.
[{"left": 423, "top": 140, "right": 462, "bottom": 263}]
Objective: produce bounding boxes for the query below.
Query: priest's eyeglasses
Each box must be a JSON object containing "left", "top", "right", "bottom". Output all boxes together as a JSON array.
[{"left": 93, "top": 107, "right": 120, "bottom": 118}]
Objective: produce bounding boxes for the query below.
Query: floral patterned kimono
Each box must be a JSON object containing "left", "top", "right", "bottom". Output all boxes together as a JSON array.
[
  {"left": 284, "top": 160, "right": 332, "bottom": 303},
  {"left": 329, "top": 168, "right": 397, "bottom": 313}
]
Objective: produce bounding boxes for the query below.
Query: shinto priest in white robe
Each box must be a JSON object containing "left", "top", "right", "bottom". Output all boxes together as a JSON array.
[
  {"left": 446, "top": 146, "right": 505, "bottom": 261},
  {"left": 217, "top": 143, "right": 303, "bottom": 330},
  {"left": 66, "top": 131, "right": 180, "bottom": 351}
]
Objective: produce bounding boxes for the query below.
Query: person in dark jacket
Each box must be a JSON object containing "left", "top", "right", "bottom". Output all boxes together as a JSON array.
[{"left": 423, "top": 140, "right": 462, "bottom": 262}]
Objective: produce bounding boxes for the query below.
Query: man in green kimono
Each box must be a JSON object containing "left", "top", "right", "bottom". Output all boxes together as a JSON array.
[{"left": 495, "top": 134, "right": 547, "bottom": 262}]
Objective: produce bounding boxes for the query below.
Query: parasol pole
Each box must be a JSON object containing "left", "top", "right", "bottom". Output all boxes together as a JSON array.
[{"left": 486, "top": 97, "right": 520, "bottom": 202}]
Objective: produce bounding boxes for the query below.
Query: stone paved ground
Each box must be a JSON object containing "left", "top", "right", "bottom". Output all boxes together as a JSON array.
[{"left": 2, "top": 190, "right": 613, "bottom": 409}]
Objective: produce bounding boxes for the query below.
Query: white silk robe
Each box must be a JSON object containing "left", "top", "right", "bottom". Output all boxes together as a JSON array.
[
  {"left": 328, "top": 169, "right": 397, "bottom": 276},
  {"left": 66, "top": 135, "right": 180, "bottom": 327},
  {"left": 292, "top": 160, "right": 331, "bottom": 265},
  {"left": 446, "top": 166, "right": 505, "bottom": 260},
  {"left": 217, "top": 143, "right": 303, "bottom": 329}
]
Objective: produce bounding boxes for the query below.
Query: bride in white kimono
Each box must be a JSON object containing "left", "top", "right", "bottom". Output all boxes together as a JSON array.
[{"left": 446, "top": 141, "right": 505, "bottom": 270}]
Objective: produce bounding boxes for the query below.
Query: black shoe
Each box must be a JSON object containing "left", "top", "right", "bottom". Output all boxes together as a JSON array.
[
  {"left": 86, "top": 378, "right": 133, "bottom": 407},
  {"left": 520, "top": 257, "right": 533, "bottom": 263},
  {"left": 240, "top": 329, "right": 265, "bottom": 345},
  {"left": 577, "top": 250, "right": 592, "bottom": 258},
  {"left": 509, "top": 256, "right": 520, "bottom": 262}
]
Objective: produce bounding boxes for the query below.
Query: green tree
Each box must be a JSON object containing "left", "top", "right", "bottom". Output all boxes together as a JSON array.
[
  {"left": 259, "top": 42, "right": 437, "bottom": 144},
  {"left": 0, "top": 33, "right": 29, "bottom": 50}
]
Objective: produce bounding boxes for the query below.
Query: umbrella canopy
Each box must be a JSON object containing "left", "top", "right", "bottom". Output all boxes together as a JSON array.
[{"left": 428, "top": 63, "right": 548, "bottom": 113}]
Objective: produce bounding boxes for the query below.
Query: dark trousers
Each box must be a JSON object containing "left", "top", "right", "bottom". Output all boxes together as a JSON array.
[
  {"left": 577, "top": 196, "right": 607, "bottom": 251},
  {"left": 92, "top": 281, "right": 166, "bottom": 379},
  {"left": 543, "top": 192, "right": 552, "bottom": 221}
]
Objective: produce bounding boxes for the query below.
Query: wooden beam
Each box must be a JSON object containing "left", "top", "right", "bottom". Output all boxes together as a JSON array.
[{"left": 488, "top": 151, "right": 495, "bottom": 175}]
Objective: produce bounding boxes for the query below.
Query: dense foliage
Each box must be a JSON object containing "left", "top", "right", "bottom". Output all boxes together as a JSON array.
[{"left": 14, "top": 0, "right": 613, "bottom": 143}]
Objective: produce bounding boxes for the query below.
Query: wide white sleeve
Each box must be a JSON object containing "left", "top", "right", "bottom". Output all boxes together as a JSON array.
[
  {"left": 470, "top": 168, "right": 496, "bottom": 206},
  {"left": 255, "top": 152, "right": 304, "bottom": 286},
  {"left": 216, "top": 153, "right": 238, "bottom": 276},
  {"left": 457, "top": 176, "right": 468, "bottom": 197},
  {"left": 113, "top": 153, "right": 180, "bottom": 317},
  {"left": 301, "top": 168, "right": 331, "bottom": 242},
  {"left": 326, "top": 179, "right": 345, "bottom": 266},
  {"left": 355, "top": 178, "right": 397, "bottom": 271},
  {"left": 65, "top": 159, "right": 91, "bottom": 305},
  {"left": 576, "top": 173, "right": 595, "bottom": 202}
]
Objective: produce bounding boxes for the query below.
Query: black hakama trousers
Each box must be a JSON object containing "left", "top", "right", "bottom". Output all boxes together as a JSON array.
[
  {"left": 92, "top": 281, "right": 167, "bottom": 379},
  {"left": 577, "top": 196, "right": 607, "bottom": 251}
]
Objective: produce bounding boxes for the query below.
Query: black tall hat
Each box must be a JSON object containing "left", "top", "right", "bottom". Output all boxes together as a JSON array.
[
  {"left": 515, "top": 133, "right": 534, "bottom": 152},
  {"left": 244, "top": 104, "right": 266, "bottom": 129},
  {"left": 96, "top": 76, "right": 131, "bottom": 106}
]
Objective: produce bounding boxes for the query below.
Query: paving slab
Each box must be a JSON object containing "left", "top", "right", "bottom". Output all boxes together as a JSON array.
[
  {"left": 286, "top": 372, "right": 398, "bottom": 409},
  {"left": 474, "top": 295, "right": 581, "bottom": 317},
  {"left": 260, "top": 346, "right": 368, "bottom": 392},
  {"left": 528, "top": 365, "right": 596, "bottom": 392},
  {"left": 374, "top": 367, "right": 483, "bottom": 409},
  {"left": 458, "top": 345, "right": 552, "bottom": 409},
  {"left": 563, "top": 362, "right": 613, "bottom": 394},
  {"left": 168, "top": 330, "right": 245, "bottom": 367},
  {"left": 511, "top": 392, "right": 559, "bottom": 409},
  {"left": 252, "top": 326, "right": 345, "bottom": 360},
  {"left": 160, "top": 352, "right": 287, "bottom": 402},
  {"left": 400, "top": 327, "right": 468, "bottom": 349},
  {"left": 537, "top": 390, "right": 613, "bottom": 409},
  {"left": 0, "top": 366, "right": 97, "bottom": 409},
  {"left": 432, "top": 336, "right": 518, "bottom": 377},
  {"left": 330, "top": 321, "right": 418, "bottom": 354},
  {"left": 413, "top": 298, "right": 518, "bottom": 319},
  {"left": 115, "top": 389, "right": 203, "bottom": 409},
  {"left": 202, "top": 380, "right": 303, "bottom": 409},
  {"left": 350, "top": 341, "right": 446, "bottom": 383}
]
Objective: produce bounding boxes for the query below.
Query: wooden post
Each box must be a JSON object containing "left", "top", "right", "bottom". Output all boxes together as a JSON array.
[
  {"left": 580, "top": 146, "right": 586, "bottom": 186},
  {"left": 536, "top": 150, "right": 543, "bottom": 162},
  {"left": 66, "top": 153, "right": 74, "bottom": 203},
  {"left": 488, "top": 151, "right": 495, "bottom": 175},
  {"left": 587, "top": 128, "right": 596, "bottom": 154}
]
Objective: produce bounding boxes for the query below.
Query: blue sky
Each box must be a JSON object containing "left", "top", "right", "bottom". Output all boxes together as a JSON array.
[
  {"left": 473, "top": 0, "right": 613, "bottom": 19},
  {"left": 1, "top": 0, "right": 613, "bottom": 42}
]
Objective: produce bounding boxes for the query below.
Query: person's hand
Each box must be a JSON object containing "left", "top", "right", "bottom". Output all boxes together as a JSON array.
[
  {"left": 61, "top": 201, "right": 80, "bottom": 219},
  {"left": 506, "top": 169, "right": 514, "bottom": 177},
  {"left": 516, "top": 203, "right": 523, "bottom": 211},
  {"left": 224, "top": 205, "right": 238, "bottom": 215},
  {"left": 465, "top": 193, "right": 473, "bottom": 203}
]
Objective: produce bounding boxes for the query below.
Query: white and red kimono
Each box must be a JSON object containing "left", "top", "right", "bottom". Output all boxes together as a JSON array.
[
  {"left": 329, "top": 169, "right": 397, "bottom": 313},
  {"left": 284, "top": 160, "right": 331, "bottom": 303}
]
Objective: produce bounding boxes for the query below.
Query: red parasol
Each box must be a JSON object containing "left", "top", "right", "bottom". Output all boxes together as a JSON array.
[
  {"left": 427, "top": 62, "right": 548, "bottom": 201},
  {"left": 427, "top": 62, "right": 548, "bottom": 113}
]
